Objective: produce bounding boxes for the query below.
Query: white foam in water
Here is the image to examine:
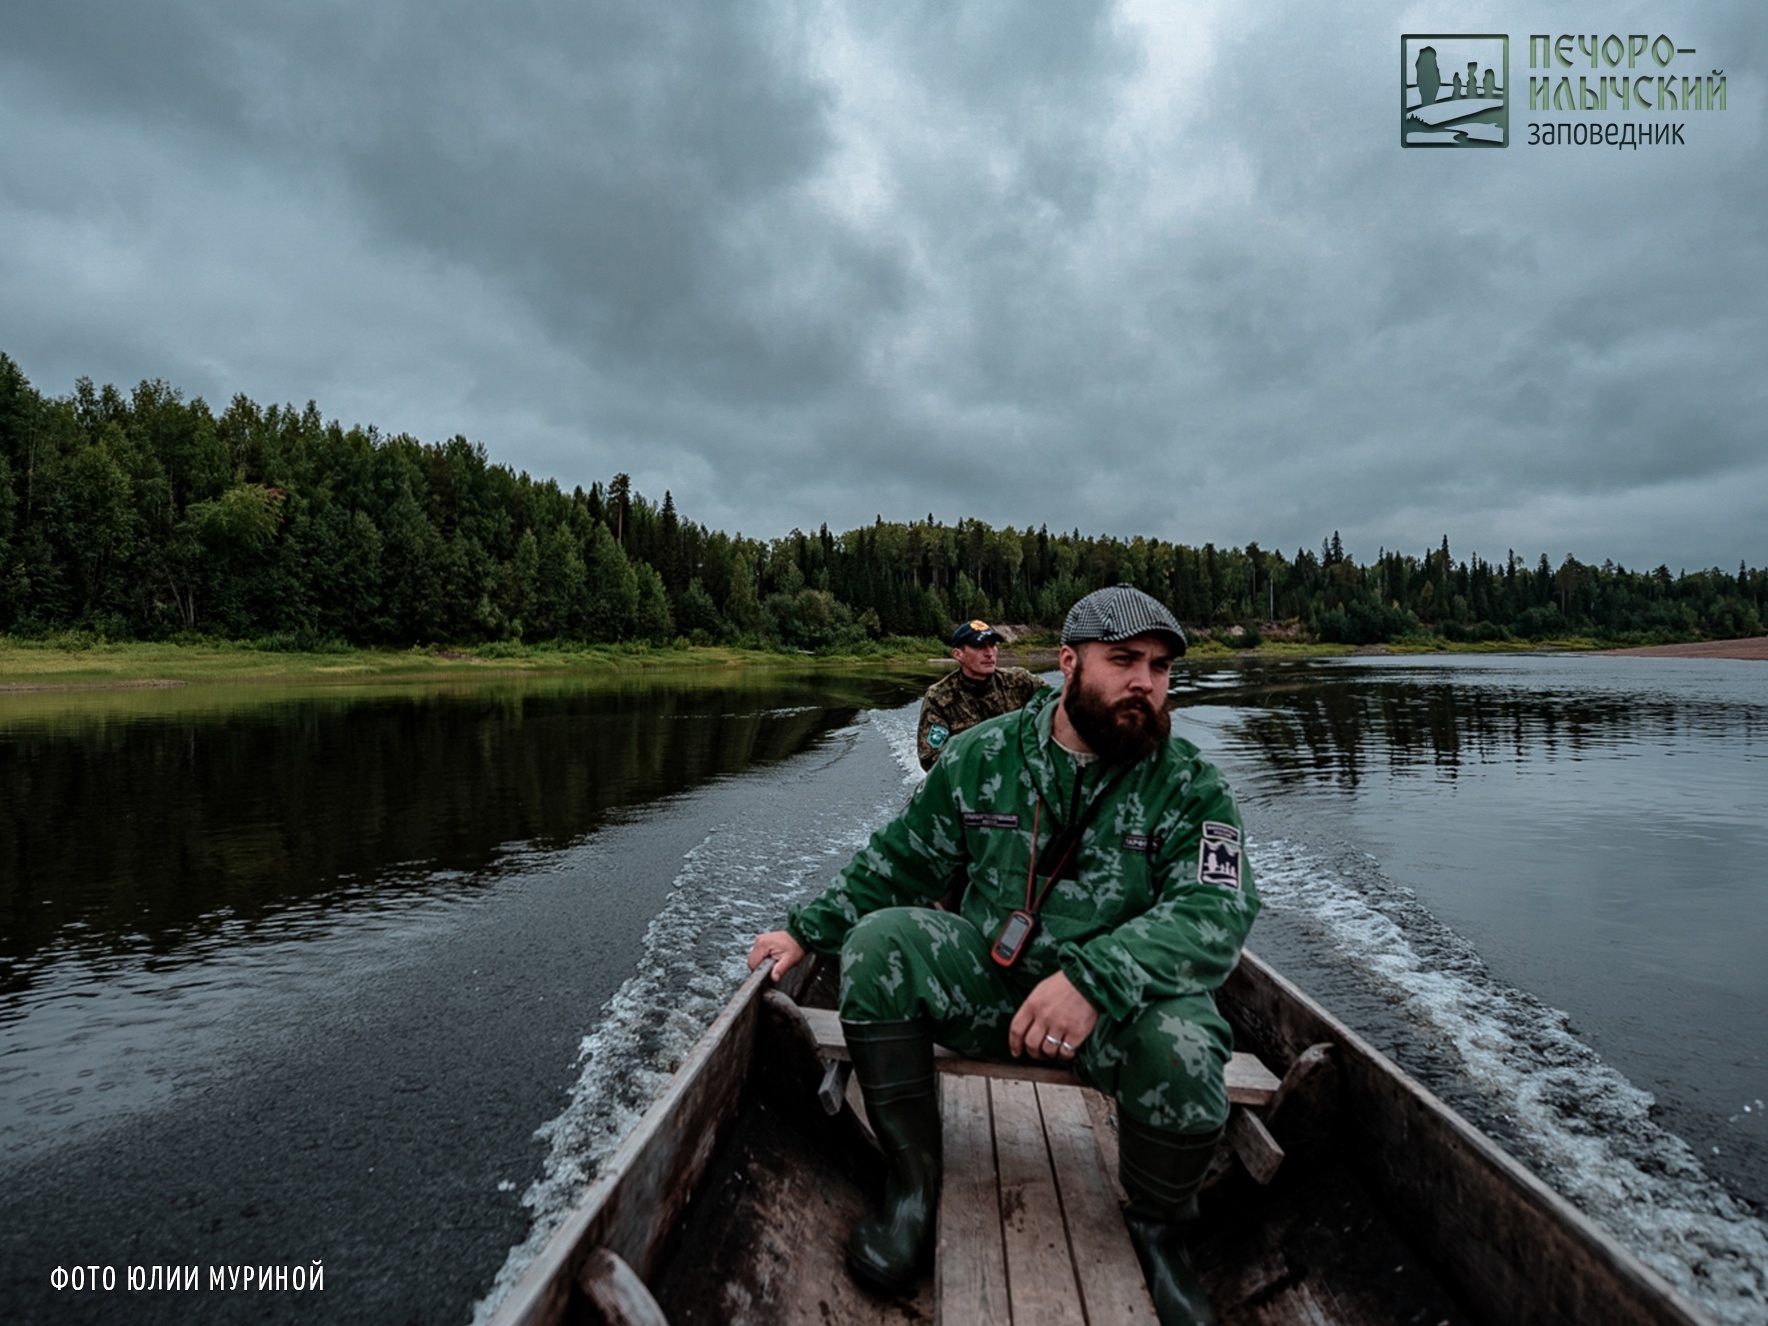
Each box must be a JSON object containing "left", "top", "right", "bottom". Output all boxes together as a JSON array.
[
  {"left": 472, "top": 709, "right": 922, "bottom": 1323},
  {"left": 869, "top": 702, "right": 929, "bottom": 785},
  {"left": 1256, "top": 839, "right": 1768, "bottom": 1325}
]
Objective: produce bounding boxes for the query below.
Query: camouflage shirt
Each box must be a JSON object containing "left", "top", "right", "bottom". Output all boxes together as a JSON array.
[
  {"left": 916, "top": 666, "right": 1049, "bottom": 770},
  {"left": 789, "top": 687, "right": 1260, "bottom": 1022}
]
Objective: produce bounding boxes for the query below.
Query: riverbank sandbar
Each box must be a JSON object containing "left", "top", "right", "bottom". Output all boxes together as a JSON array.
[{"left": 1592, "top": 637, "right": 1768, "bottom": 660}]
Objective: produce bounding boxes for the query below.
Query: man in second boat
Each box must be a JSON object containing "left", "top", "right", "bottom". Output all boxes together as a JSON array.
[
  {"left": 748, "top": 585, "right": 1260, "bottom": 1326},
  {"left": 916, "top": 618, "right": 1049, "bottom": 770}
]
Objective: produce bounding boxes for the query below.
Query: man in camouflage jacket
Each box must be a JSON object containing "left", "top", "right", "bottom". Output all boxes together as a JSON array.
[
  {"left": 750, "top": 587, "right": 1257, "bottom": 1325},
  {"left": 916, "top": 619, "right": 1049, "bottom": 769}
]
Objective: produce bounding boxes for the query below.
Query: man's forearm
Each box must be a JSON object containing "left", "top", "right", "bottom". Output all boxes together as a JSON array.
[
  {"left": 787, "top": 790, "right": 964, "bottom": 950},
  {"left": 1058, "top": 886, "right": 1259, "bottom": 1021}
]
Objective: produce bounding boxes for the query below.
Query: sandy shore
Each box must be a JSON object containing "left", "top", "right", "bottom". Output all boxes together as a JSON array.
[{"left": 1591, "top": 637, "right": 1768, "bottom": 660}]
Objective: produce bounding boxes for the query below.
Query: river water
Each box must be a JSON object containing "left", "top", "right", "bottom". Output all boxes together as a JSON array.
[
  {"left": 1, "top": 655, "right": 1764, "bottom": 1324},
  {"left": 1174, "top": 654, "right": 1768, "bottom": 1323}
]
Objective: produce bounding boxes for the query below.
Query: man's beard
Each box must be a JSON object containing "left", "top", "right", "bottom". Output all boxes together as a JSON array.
[{"left": 1062, "top": 656, "right": 1171, "bottom": 764}]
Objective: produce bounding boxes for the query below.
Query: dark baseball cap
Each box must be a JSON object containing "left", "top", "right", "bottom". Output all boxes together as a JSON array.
[
  {"left": 951, "top": 619, "right": 1002, "bottom": 648},
  {"left": 1060, "top": 587, "right": 1187, "bottom": 654}
]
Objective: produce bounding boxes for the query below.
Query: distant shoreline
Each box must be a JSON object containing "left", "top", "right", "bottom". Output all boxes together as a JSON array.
[
  {"left": 5, "top": 633, "right": 1764, "bottom": 695},
  {"left": 1588, "top": 637, "right": 1768, "bottom": 660},
  {"left": 0, "top": 640, "right": 944, "bottom": 694}
]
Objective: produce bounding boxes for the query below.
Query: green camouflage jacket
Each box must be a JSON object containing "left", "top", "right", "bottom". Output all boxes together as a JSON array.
[
  {"left": 789, "top": 687, "right": 1260, "bottom": 1023},
  {"left": 916, "top": 666, "right": 1049, "bottom": 770}
]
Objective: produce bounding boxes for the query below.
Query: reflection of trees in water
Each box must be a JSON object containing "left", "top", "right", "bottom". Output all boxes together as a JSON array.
[
  {"left": 1190, "top": 674, "right": 1758, "bottom": 790},
  {"left": 0, "top": 674, "right": 920, "bottom": 977}
]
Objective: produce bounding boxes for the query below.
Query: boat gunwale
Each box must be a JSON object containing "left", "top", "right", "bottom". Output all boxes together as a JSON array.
[{"left": 487, "top": 961, "right": 786, "bottom": 1326}]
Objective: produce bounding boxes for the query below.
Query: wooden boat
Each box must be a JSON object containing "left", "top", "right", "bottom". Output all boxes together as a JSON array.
[{"left": 487, "top": 950, "right": 1714, "bottom": 1326}]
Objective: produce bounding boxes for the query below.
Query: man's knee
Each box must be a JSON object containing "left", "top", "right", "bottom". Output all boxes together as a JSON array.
[
  {"left": 1087, "top": 994, "right": 1233, "bottom": 1132},
  {"left": 845, "top": 906, "right": 921, "bottom": 948},
  {"left": 842, "top": 907, "right": 929, "bottom": 977},
  {"left": 839, "top": 907, "right": 953, "bottom": 1023},
  {"left": 838, "top": 907, "right": 996, "bottom": 1025}
]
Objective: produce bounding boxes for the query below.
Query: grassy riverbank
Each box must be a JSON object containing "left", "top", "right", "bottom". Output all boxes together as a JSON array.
[
  {"left": 4, "top": 630, "right": 1756, "bottom": 693},
  {"left": 0, "top": 634, "right": 950, "bottom": 691}
]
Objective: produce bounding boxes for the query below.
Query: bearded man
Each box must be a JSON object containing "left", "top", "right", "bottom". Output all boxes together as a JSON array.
[{"left": 748, "top": 585, "right": 1260, "bottom": 1326}]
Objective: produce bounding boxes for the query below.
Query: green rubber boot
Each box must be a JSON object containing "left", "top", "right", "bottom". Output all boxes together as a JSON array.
[
  {"left": 1118, "top": 1116, "right": 1225, "bottom": 1326},
  {"left": 842, "top": 1019, "right": 941, "bottom": 1295}
]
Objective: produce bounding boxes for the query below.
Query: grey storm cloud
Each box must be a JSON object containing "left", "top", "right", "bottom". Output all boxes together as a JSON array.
[{"left": 2, "top": 0, "right": 1764, "bottom": 570}]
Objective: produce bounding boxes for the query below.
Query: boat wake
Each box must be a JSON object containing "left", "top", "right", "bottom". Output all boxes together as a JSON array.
[
  {"left": 870, "top": 701, "right": 928, "bottom": 782},
  {"left": 471, "top": 706, "right": 924, "bottom": 1323},
  {"left": 1256, "top": 838, "right": 1768, "bottom": 1325}
]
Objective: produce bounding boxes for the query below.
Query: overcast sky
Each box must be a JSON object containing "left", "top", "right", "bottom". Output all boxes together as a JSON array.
[{"left": 3, "top": 1, "right": 1763, "bottom": 571}]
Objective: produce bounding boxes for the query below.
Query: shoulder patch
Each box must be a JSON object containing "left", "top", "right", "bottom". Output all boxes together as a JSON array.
[
  {"left": 1198, "top": 821, "right": 1242, "bottom": 889},
  {"left": 927, "top": 724, "right": 950, "bottom": 749}
]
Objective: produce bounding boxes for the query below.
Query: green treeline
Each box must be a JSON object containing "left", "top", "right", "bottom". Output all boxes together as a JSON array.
[{"left": 1, "top": 357, "right": 1762, "bottom": 650}]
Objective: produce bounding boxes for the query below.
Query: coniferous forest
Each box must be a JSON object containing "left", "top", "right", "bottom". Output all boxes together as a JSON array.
[{"left": 1, "top": 356, "right": 1762, "bottom": 651}]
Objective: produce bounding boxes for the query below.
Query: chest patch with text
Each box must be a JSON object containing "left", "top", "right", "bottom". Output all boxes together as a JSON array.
[{"left": 961, "top": 812, "right": 1021, "bottom": 831}]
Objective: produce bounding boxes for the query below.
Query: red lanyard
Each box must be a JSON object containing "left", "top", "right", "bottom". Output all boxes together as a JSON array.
[
  {"left": 1022, "top": 795, "right": 1084, "bottom": 916},
  {"left": 993, "top": 759, "right": 1130, "bottom": 969},
  {"left": 1023, "top": 757, "right": 1130, "bottom": 913}
]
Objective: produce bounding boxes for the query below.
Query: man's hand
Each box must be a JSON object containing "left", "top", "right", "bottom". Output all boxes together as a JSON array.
[
  {"left": 1008, "top": 971, "right": 1099, "bottom": 1062},
  {"left": 747, "top": 930, "right": 806, "bottom": 982}
]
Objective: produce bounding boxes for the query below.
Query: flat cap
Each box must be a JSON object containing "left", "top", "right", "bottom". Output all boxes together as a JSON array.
[{"left": 1061, "top": 586, "right": 1187, "bottom": 653}]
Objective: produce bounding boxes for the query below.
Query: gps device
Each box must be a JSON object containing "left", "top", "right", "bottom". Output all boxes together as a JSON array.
[{"left": 991, "top": 909, "right": 1038, "bottom": 967}]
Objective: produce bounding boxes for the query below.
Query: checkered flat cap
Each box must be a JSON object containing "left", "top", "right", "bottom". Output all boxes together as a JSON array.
[{"left": 1061, "top": 586, "right": 1187, "bottom": 653}]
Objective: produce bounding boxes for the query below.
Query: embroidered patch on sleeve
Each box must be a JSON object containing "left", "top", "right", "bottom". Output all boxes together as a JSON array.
[
  {"left": 1198, "top": 821, "right": 1242, "bottom": 888},
  {"left": 927, "top": 724, "right": 950, "bottom": 749},
  {"left": 961, "top": 811, "right": 1020, "bottom": 830}
]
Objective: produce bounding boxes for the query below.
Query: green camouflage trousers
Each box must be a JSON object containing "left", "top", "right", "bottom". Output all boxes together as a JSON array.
[{"left": 838, "top": 907, "right": 1233, "bottom": 1132}]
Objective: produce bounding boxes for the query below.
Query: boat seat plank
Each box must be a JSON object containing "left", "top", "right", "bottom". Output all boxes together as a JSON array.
[
  {"left": 1225, "top": 1105, "right": 1284, "bottom": 1186},
  {"left": 991, "top": 1078, "right": 1086, "bottom": 1326},
  {"left": 1035, "top": 1083, "right": 1158, "bottom": 1325},
  {"left": 799, "top": 1006, "right": 1280, "bottom": 1106},
  {"left": 577, "top": 1249, "right": 669, "bottom": 1326},
  {"left": 937, "top": 1074, "right": 1010, "bottom": 1326}
]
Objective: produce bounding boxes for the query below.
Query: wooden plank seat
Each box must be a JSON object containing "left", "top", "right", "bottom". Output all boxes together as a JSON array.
[
  {"left": 795, "top": 1006, "right": 1282, "bottom": 1107},
  {"left": 792, "top": 1005, "right": 1288, "bottom": 1325}
]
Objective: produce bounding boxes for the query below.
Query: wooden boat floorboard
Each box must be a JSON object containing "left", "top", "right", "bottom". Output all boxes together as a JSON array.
[
  {"left": 990, "top": 1076, "right": 1095, "bottom": 1325},
  {"left": 649, "top": 1094, "right": 933, "bottom": 1326},
  {"left": 648, "top": 1032, "right": 1464, "bottom": 1325},
  {"left": 1192, "top": 1150, "right": 1476, "bottom": 1325},
  {"left": 931, "top": 1068, "right": 1466, "bottom": 1326},
  {"left": 1035, "top": 1082, "right": 1156, "bottom": 1326},
  {"left": 936, "top": 1074, "right": 1010, "bottom": 1322}
]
